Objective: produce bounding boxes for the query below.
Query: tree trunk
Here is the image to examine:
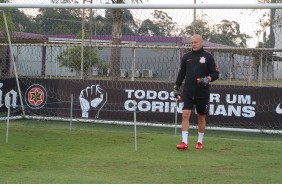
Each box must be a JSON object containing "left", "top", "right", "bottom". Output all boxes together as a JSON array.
[
  {"left": 269, "top": 5, "right": 276, "bottom": 48},
  {"left": 110, "top": 8, "right": 123, "bottom": 79}
]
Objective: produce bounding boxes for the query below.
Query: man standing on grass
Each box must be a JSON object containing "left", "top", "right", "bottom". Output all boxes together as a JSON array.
[{"left": 173, "top": 34, "right": 219, "bottom": 150}]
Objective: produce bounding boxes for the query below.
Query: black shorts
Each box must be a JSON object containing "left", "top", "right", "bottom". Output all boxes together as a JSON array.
[{"left": 182, "top": 97, "right": 209, "bottom": 115}]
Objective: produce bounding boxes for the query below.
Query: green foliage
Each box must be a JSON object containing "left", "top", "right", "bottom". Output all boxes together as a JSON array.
[
  {"left": 11, "top": 9, "right": 38, "bottom": 33},
  {"left": 34, "top": 7, "right": 82, "bottom": 35},
  {"left": 0, "top": 12, "right": 14, "bottom": 32},
  {"left": 210, "top": 20, "right": 252, "bottom": 47},
  {"left": 152, "top": 10, "right": 176, "bottom": 36},
  {"left": 182, "top": 18, "right": 212, "bottom": 40},
  {"left": 255, "top": 0, "right": 281, "bottom": 48},
  {"left": 2, "top": 0, "right": 264, "bottom": 48},
  {"left": 93, "top": 8, "right": 139, "bottom": 36},
  {"left": 57, "top": 46, "right": 107, "bottom": 74},
  {"left": 183, "top": 18, "right": 252, "bottom": 47},
  {"left": 138, "top": 10, "right": 177, "bottom": 36},
  {"left": 0, "top": 0, "right": 15, "bottom": 35},
  {"left": 138, "top": 19, "right": 161, "bottom": 36}
]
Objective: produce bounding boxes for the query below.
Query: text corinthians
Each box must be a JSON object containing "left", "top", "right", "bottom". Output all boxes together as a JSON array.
[{"left": 124, "top": 89, "right": 256, "bottom": 118}]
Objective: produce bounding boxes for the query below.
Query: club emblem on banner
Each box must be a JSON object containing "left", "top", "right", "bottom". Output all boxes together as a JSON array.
[{"left": 25, "top": 84, "right": 47, "bottom": 109}]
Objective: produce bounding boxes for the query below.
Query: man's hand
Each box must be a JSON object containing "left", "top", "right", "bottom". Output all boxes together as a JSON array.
[
  {"left": 197, "top": 77, "right": 209, "bottom": 87},
  {"left": 173, "top": 85, "right": 182, "bottom": 100}
]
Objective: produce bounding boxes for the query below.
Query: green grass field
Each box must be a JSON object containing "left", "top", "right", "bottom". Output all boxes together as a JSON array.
[{"left": 0, "top": 120, "right": 281, "bottom": 184}]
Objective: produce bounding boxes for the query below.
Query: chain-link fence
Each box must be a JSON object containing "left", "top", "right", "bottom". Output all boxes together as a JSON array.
[{"left": 0, "top": 1, "right": 282, "bottom": 133}]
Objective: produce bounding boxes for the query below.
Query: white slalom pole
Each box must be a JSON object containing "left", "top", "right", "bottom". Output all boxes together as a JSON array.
[
  {"left": 6, "top": 105, "right": 10, "bottom": 144},
  {"left": 70, "top": 94, "right": 73, "bottom": 131},
  {"left": 133, "top": 101, "right": 137, "bottom": 151},
  {"left": 174, "top": 99, "right": 178, "bottom": 136}
]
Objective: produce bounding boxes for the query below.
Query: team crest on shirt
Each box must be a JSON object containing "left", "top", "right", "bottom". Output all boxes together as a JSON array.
[{"left": 199, "top": 57, "right": 206, "bottom": 63}]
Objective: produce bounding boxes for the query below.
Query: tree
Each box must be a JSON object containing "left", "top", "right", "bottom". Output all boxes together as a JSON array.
[
  {"left": 181, "top": 18, "right": 250, "bottom": 47},
  {"left": 181, "top": 17, "right": 212, "bottom": 40},
  {"left": 152, "top": 10, "right": 176, "bottom": 36},
  {"left": 34, "top": 0, "right": 82, "bottom": 35},
  {"left": 93, "top": 9, "right": 138, "bottom": 36},
  {"left": 110, "top": 0, "right": 123, "bottom": 78},
  {"left": 93, "top": 10, "right": 113, "bottom": 35},
  {"left": 137, "top": 10, "right": 176, "bottom": 36},
  {"left": 138, "top": 19, "right": 162, "bottom": 36},
  {"left": 10, "top": 9, "right": 39, "bottom": 34},
  {"left": 109, "top": 0, "right": 143, "bottom": 79},
  {"left": 0, "top": 0, "right": 15, "bottom": 77},
  {"left": 57, "top": 46, "right": 107, "bottom": 76},
  {"left": 255, "top": 0, "right": 282, "bottom": 48},
  {"left": 0, "top": 0, "right": 14, "bottom": 35},
  {"left": 121, "top": 9, "right": 138, "bottom": 35},
  {"left": 209, "top": 20, "right": 251, "bottom": 47}
]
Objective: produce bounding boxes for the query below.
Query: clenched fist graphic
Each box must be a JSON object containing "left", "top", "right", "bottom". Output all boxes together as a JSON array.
[{"left": 79, "top": 85, "right": 107, "bottom": 118}]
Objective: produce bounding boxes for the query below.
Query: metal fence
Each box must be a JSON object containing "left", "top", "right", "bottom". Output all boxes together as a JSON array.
[
  {"left": 1, "top": 42, "right": 281, "bottom": 87},
  {"left": 0, "top": 2, "right": 282, "bottom": 133}
]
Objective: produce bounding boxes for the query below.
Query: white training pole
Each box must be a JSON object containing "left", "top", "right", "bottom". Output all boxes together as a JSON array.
[
  {"left": 6, "top": 105, "right": 10, "bottom": 144},
  {"left": 133, "top": 101, "right": 137, "bottom": 151},
  {"left": 70, "top": 94, "right": 73, "bottom": 130},
  {"left": 174, "top": 99, "right": 178, "bottom": 136}
]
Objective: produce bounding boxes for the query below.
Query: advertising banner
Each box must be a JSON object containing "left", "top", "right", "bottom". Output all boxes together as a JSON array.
[{"left": 0, "top": 78, "right": 281, "bottom": 129}]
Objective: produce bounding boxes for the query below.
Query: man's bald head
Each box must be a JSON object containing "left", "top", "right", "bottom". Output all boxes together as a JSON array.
[{"left": 191, "top": 34, "right": 204, "bottom": 51}]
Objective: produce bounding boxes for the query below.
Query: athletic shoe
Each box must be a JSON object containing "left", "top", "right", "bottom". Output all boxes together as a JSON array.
[
  {"left": 195, "top": 142, "right": 203, "bottom": 150},
  {"left": 176, "top": 142, "right": 188, "bottom": 150}
]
